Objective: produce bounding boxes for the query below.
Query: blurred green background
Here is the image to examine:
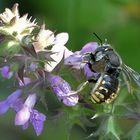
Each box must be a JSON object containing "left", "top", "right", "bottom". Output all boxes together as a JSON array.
[{"left": 0, "top": 0, "right": 140, "bottom": 140}]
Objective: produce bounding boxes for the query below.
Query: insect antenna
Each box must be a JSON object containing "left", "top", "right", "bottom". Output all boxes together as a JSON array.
[{"left": 93, "top": 32, "right": 102, "bottom": 45}]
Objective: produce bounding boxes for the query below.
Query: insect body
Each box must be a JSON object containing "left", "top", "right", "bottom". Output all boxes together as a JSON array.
[
  {"left": 87, "top": 45, "right": 122, "bottom": 104},
  {"left": 83, "top": 41, "right": 140, "bottom": 104}
]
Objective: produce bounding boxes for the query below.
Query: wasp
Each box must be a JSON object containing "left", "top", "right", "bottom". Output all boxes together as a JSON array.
[{"left": 66, "top": 34, "right": 140, "bottom": 104}]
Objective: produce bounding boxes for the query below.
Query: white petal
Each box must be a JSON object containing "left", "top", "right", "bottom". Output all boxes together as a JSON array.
[
  {"left": 54, "top": 33, "right": 69, "bottom": 45},
  {"left": 45, "top": 45, "right": 64, "bottom": 72},
  {"left": 39, "top": 30, "right": 55, "bottom": 44},
  {"left": 34, "top": 29, "right": 55, "bottom": 52},
  {"left": 45, "top": 45, "right": 72, "bottom": 72},
  {"left": 63, "top": 46, "right": 73, "bottom": 58}
]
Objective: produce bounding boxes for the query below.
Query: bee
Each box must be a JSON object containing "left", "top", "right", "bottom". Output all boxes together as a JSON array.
[
  {"left": 83, "top": 46, "right": 121, "bottom": 103},
  {"left": 66, "top": 34, "right": 140, "bottom": 104}
]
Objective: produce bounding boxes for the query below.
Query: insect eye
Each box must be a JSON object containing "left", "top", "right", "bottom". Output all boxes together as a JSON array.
[{"left": 95, "top": 52, "right": 105, "bottom": 61}]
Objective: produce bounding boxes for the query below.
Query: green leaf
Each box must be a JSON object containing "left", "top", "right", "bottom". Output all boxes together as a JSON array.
[
  {"left": 113, "top": 105, "right": 140, "bottom": 120},
  {"left": 106, "top": 116, "right": 121, "bottom": 140},
  {"left": 86, "top": 115, "right": 122, "bottom": 140},
  {"left": 126, "top": 122, "right": 140, "bottom": 140}
]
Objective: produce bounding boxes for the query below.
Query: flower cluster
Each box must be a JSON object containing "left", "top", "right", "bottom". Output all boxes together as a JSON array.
[
  {"left": 0, "top": 91, "right": 46, "bottom": 136},
  {"left": 0, "top": 3, "right": 99, "bottom": 136}
]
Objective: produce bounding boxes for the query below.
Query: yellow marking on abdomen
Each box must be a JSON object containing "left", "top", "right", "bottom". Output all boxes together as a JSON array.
[
  {"left": 110, "top": 93, "right": 117, "bottom": 99},
  {"left": 99, "top": 87, "right": 108, "bottom": 93},
  {"left": 91, "top": 94, "right": 100, "bottom": 103},
  {"left": 90, "top": 97, "right": 97, "bottom": 103},
  {"left": 95, "top": 91, "right": 104, "bottom": 99},
  {"left": 105, "top": 98, "right": 111, "bottom": 104}
]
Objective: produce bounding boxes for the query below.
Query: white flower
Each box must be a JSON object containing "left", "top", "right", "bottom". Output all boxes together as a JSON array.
[
  {"left": 0, "top": 3, "right": 37, "bottom": 41},
  {"left": 33, "top": 24, "right": 55, "bottom": 52},
  {"left": 0, "top": 3, "right": 19, "bottom": 23},
  {"left": 32, "top": 24, "right": 72, "bottom": 72},
  {"left": 45, "top": 33, "right": 73, "bottom": 72}
]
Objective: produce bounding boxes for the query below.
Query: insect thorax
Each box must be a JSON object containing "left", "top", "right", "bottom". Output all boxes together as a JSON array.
[{"left": 89, "top": 46, "right": 122, "bottom": 74}]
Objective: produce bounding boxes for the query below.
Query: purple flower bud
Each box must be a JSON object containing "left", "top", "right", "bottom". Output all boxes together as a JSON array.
[
  {"left": 6, "top": 89, "right": 23, "bottom": 105},
  {"left": 65, "top": 42, "right": 99, "bottom": 78},
  {"left": 48, "top": 75, "right": 79, "bottom": 106},
  {"left": 15, "top": 106, "right": 30, "bottom": 125},
  {"left": 65, "top": 42, "right": 98, "bottom": 66},
  {"left": 62, "top": 94, "right": 79, "bottom": 106},
  {"left": 0, "top": 101, "right": 9, "bottom": 115},
  {"left": 15, "top": 94, "right": 37, "bottom": 125},
  {"left": 84, "top": 64, "right": 94, "bottom": 77},
  {"left": 64, "top": 53, "right": 83, "bottom": 68},
  {"left": 1, "top": 66, "right": 13, "bottom": 79},
  {"left": 84, "top": 64, "right": 100, "bottom": 78},
  {"left": 30, "top": 109, "right": 46, "bottom": 136},
  {"left": 30, "top": 63, "right": 38, "bottom": 71},
  {"left": 0, "top": 89, "right": 22, "bottom": 115},
  {"left": 14, "top": 93, "right": 46, "bottom": 136},
  {"left": 80, "top": 42, "right": 98, "bottom": 54},
  {"left": 22, "top": 122, "right": 29, "bottom": 130},
  {"left": 11, "top": 99, "right": 23, "bottom": 112}
]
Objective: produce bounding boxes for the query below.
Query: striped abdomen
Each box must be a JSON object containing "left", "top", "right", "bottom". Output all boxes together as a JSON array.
[{"left": 90, "top": 74, "right": 119, "bottom": 104}]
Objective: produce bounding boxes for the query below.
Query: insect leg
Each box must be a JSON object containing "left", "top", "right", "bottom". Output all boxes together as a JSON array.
[
  {"left": 65, "top": 81, "right": 89, "bottom": 96},
  {"left": 65, "top": 76, "right": 98, "bottom": 97}
]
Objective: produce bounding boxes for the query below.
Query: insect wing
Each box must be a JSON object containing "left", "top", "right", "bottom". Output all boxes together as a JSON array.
[
  {"left": 122, "top": 64, "right": 140, "bottom": 87},
  {"left": 122, "top": 68, "right": 132, "bottom": 93}
]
